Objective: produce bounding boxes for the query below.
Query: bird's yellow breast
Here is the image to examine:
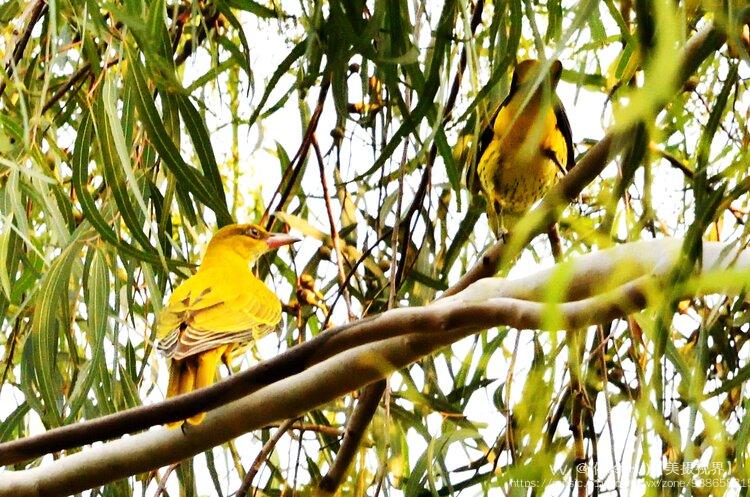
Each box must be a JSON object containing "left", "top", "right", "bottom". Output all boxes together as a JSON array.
[{"left": 478, "top": 100, "right": 567, "bottom": 224}]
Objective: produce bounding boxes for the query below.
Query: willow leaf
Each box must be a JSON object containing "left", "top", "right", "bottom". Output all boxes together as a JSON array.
[
  {"left": 175, "top": 94, "right": 227, "bottom": 210},
  {"left": 29, "top": 239, "right": 83, "bottom": 426},
  {"left": 125, "top": 45, "right": 232, "bottom": 225}
]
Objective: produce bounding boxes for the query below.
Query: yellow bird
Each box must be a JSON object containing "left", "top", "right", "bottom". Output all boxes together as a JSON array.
[
  {"left": 156, "top": 223, "right": 298, "bottom": 425},
  {"left": 476, "top": 59, "right": 574, "bottom": 236}
]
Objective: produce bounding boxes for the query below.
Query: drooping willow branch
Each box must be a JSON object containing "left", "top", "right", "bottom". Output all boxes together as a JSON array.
[{"left": 1, "top": 238, "right": 750, "bottom": 495}]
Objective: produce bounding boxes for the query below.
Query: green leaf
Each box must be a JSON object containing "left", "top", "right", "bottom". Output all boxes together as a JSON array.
[
  {"left": 125, "top": 44, "right": 233, "bottom": 225},
  {"left": 185, "top": 58, "right": 235, "bottom": 93},
  {"left": 434, "top": 129, "right": 459, "bottom": 199},
  {"left": 214, "top": 7, "right": 252, "bottom": 79},
  {"left": 204, "top": 450, "right": 225, "bottom": 497},
  {"left": 28, "top": 239, "right": 83, "bottom": 426},
  {"left": 94, "top": 84, "right": 154, "bottom": 250},
  {"left": 0, "top": 403, "right": 30, "bottom": 442},
  {"left": 546, "top": 0, "right": 562, "bottom": 41},
  {"left": 72, "top": 109, "right": 186, "bottom": 269},
  {"left": 175, "top": 94, "right": 227, "bottom": 211},
  {"left": 0, "top": 213, "right": 14, "bottom": 298},
  {"left": 696, "top": 63, "right": 739, "bottom": 171},
  {"left": 220, "top": 0, "right": 284, "bottom": 18},
  {"left": 66, "top": 247, "right": 109, "bottom": 420},
  {"left": 247, "top": 39, "right": 307, "bottom": 130},
  {"left": 405, "top": 428, "right": 481, "bottom": 497}
]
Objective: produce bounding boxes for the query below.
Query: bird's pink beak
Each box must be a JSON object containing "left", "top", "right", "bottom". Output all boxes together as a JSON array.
[{"left": 265, "top": 233, "right": 300, "bottom": 249}]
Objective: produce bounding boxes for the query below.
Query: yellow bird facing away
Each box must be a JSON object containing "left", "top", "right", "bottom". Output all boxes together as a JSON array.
[
  {"left": 476, "top": 59, "right": 575, "bottom": 236},
  {"left": 156, "top": 223, "right": 299, "bottom": 425}
]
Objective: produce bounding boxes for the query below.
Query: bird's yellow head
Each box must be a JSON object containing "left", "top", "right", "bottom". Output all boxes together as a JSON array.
[
  {"left": 203, "top": 223, "right": 299, "bottom": 264},
  {"left": 510, "top": 59, "right": 563, "bottom": 94},
  {"left": 492, "top": 59, "right": 563, "bottom": 139}
]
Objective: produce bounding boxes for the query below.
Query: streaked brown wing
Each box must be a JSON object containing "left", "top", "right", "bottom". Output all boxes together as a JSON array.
[{"left": 158, "top": 323, "right": 275, "bottom": 361}]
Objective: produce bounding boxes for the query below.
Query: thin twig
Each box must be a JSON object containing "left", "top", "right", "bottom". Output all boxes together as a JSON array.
[
  {"left": 503, "top": 331, "right": 521, "bottom": 467},
  {"left": 265, "top": 422, "right": 343, "bottom": 437},
  {"left": 154, "top": 463, "right": 179, "bottom": 497},
  {"left": 173, "top": 12, "right": 220, "bottom": 66},
  {"left": 41, "top": 63, "right": 92, "bottom": 114},
  {"left": 565, "top": 320, "right": 590, "bottom": 496},
  {"left": 596, "top": 324, "right": 622, "bottom": 496},
  {"left": 234, "top": 418, "right": 297, "bottom": 497},
  {"left": 264, "top": 72, "right": 332, "bottom": 226},
  {"left": 313, "top": 125, "right": 382, "bottom": 494},
  {"left": 321, "top": 229, "right": 391, "bottom": 329},
  {"left": 317, "top": 5, "right": 488, "bottom": 493},
  {"left": 312, "top": 135, "right": 355, "bottom": 320},
  {"left": 389, "top": 103, "right": 410, "bottom": 308},
  {"left": 393, "top": 0, "right": 485, "bottom": 288},
  {"left": 41, "top": 59, "right": 121, "bottom": 115},
  {"left": 0, "top": 320, "right": 22, "bottom": 388},
  {"left": 315, "top": 381, "right": 386, "bottom": 496},
  {"left": 0, "top": 0, "right": 48, "bottom": 101}
]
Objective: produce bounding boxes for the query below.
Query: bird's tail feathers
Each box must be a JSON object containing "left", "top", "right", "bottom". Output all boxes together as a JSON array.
[{"left": 165, "top": 345, "right": 229, "bottom": 427}]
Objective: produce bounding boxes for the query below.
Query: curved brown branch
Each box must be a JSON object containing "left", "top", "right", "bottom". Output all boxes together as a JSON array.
[
  {"left": 2, "top": 238, "right": 750, "bottom": 494},
  {"left": 315, "top": 380, "right": 386, "bottom": 497},
  {"left": 234, "top": 418, "right": 297, "bottom": 497},
  {"left": 41, "top": 59, "right": 121, "bottom": 114}
]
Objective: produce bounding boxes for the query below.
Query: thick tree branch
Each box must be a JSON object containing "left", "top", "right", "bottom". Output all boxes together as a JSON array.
[
  {"left": 315, "top": 380, "right": 387, "bottom": 497},
  {"left": 1, "top": 239, "right": 750, "bottom": 494}
]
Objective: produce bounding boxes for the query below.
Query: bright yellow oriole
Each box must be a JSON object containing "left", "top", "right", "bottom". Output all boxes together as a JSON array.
[
  {"left": 156, "top": 223, "right": 298, "bottom": 425},
  {"left": 476, "top": 59, "right": 574, "bottom": 236}
]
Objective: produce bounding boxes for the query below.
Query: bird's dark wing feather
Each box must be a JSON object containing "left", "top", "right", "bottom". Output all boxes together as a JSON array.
[{"left": 553, "top": 96, "right": 575, "bottom": 171}]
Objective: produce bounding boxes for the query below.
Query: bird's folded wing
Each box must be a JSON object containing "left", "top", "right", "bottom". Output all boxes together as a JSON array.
[
  {"left": 189, "top": 278, "right": 280, "bottom": 333},
  {"left": 156, "top": 269, "right": 282, "bottom": 359}
]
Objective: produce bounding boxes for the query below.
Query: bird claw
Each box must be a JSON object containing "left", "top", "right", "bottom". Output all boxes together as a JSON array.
[{"left": 495, "top": 226, "right": 510, "bottom": 243}]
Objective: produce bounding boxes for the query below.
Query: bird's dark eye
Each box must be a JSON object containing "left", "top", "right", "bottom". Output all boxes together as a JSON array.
[{"left": 247, "top": 227, "right": 261, "bottom": 238}]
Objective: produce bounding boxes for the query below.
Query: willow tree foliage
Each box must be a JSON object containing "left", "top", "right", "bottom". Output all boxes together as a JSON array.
[{"left": 1, "top": 0, "right": 750, "bottom": 495}]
